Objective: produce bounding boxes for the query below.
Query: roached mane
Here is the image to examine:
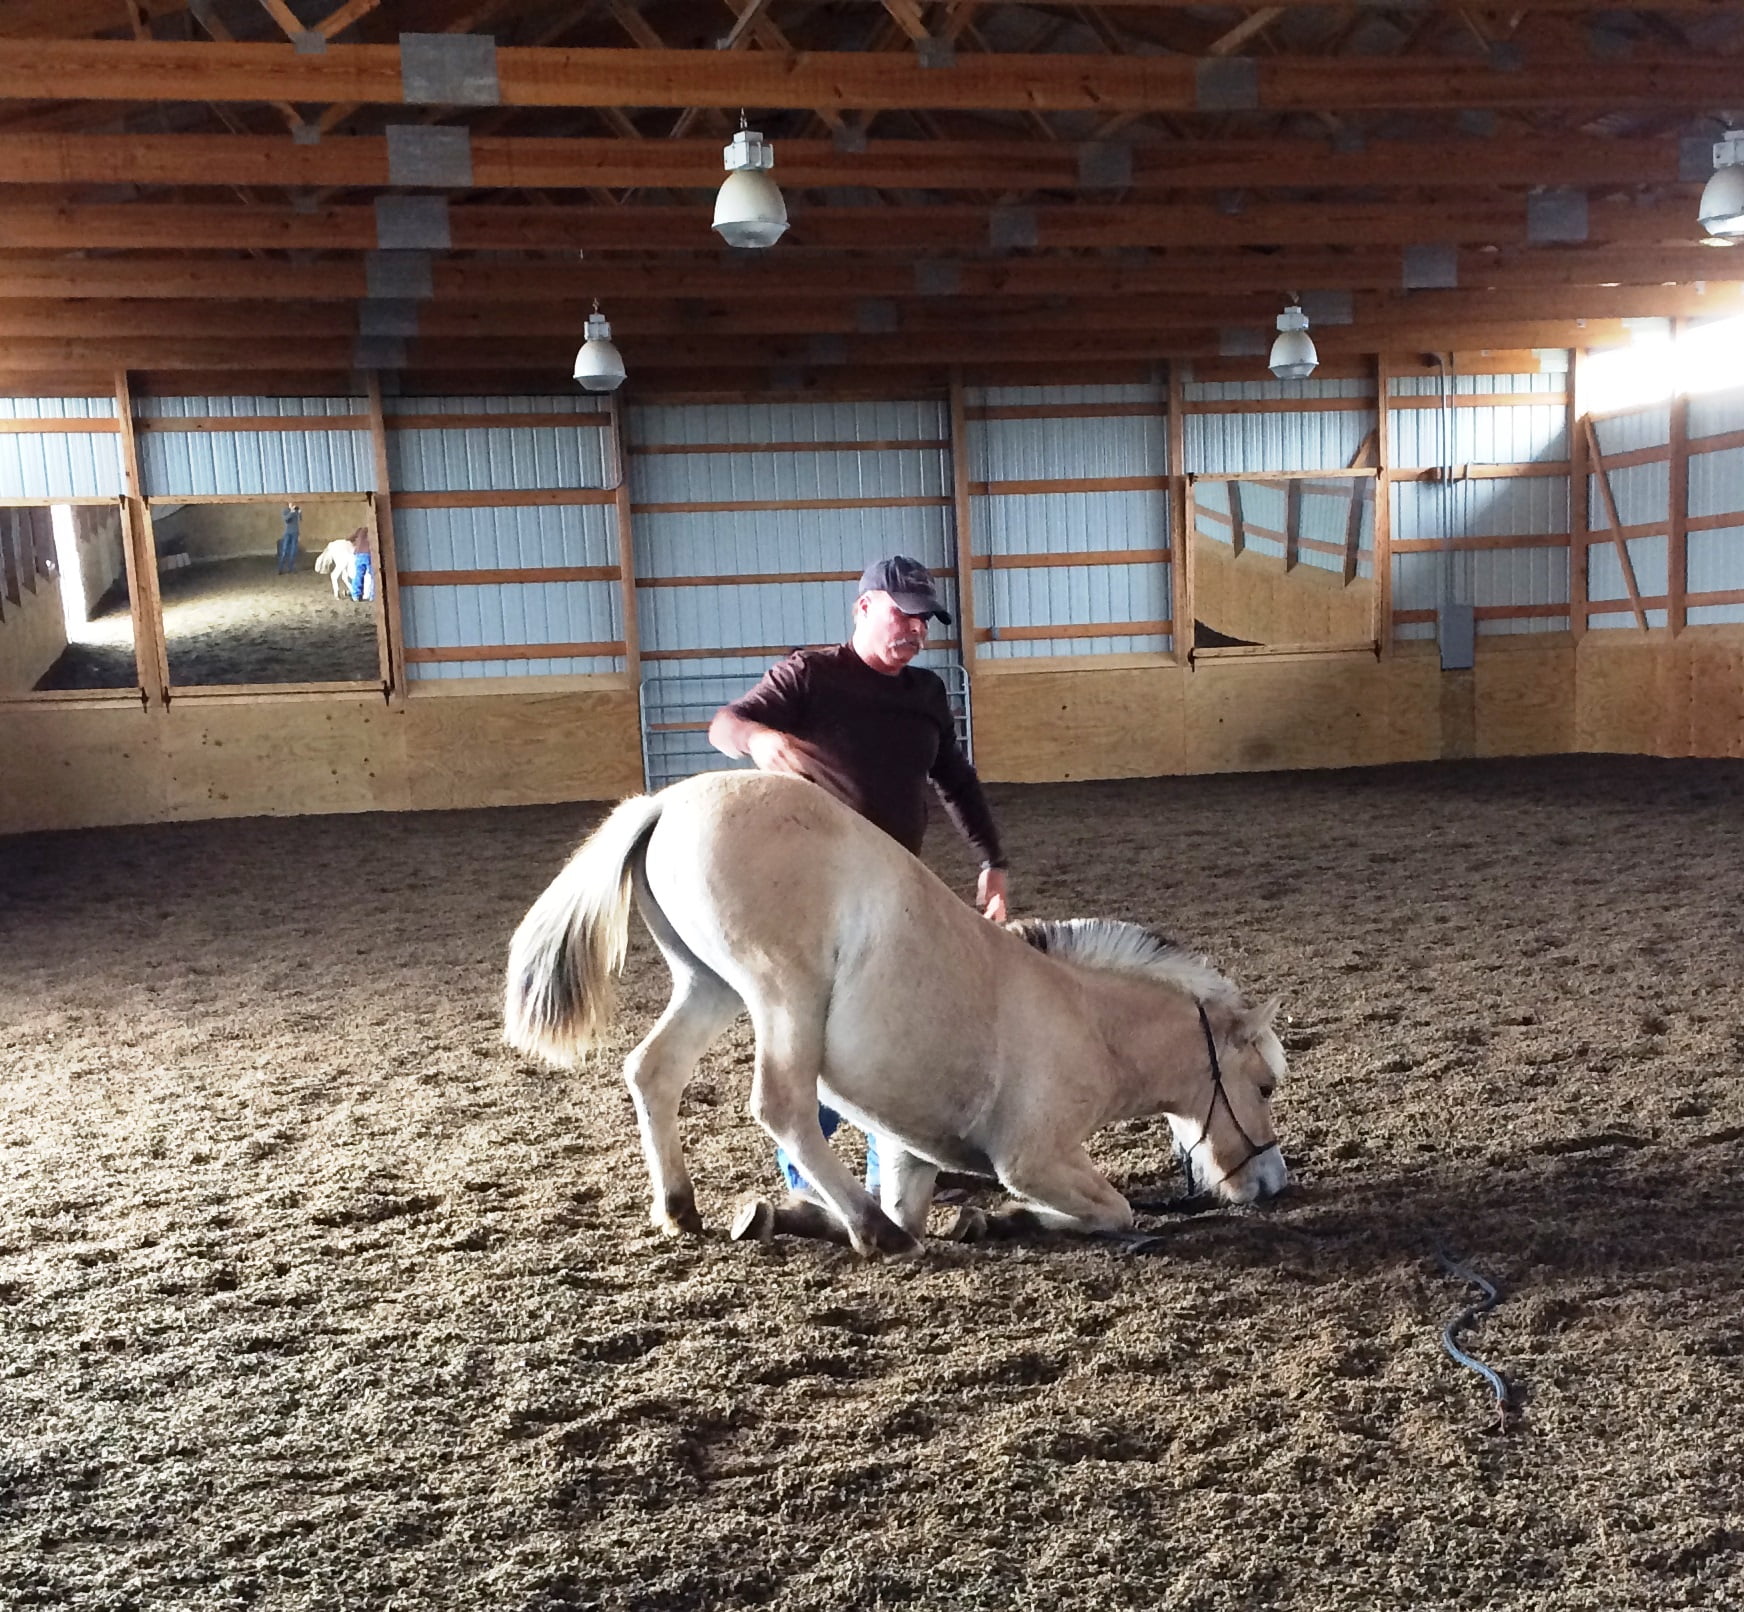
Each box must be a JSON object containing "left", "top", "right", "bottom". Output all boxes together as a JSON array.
[{"left": 1006, "top": 918, "right": 1241, "bottom": 1007}]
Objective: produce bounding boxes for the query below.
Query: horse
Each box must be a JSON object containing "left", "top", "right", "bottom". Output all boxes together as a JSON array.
[
  {"left": 314, "top": 538, "right": 357, "bottom": 598},
  {"left": 503, "top": 770, "right": 1289, "bottom": 1258}
]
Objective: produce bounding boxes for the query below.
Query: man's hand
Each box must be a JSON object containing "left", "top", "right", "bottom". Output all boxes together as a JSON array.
[
  {"left": 977, "top": 866, "right": 1009, "bottom": 923},
  {"left": 746, "top": 726, "right": 820, "bottom": 779}
]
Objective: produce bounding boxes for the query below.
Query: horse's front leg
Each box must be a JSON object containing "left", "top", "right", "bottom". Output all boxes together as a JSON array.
[
  {"left": 876, "top": 1141, "right": 939, "bottom": 1241},
  {"left": 747, "top": 1007, "right": 918, "bottom": 1259},
  {"left": 622, "top": 965, "right": 740, "bottom": 1237},
  {"left": 950, "top": 1144, "right": 1133, "bottom": 1244}
]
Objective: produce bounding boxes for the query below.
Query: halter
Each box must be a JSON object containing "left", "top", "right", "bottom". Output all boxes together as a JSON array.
[{"left": 1179, "top": 1000, "right": 1280, "bottom": 1194}]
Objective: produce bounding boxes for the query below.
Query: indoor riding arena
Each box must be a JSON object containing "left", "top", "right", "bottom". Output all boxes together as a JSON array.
[{"left": 3, "top": 8, "right": 1743, "bottom": 1611}]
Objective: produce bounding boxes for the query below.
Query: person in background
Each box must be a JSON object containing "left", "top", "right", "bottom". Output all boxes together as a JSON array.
[
  {"left": 706, "top": 555, "right": 1010, "bottom": 1241},
  {"left": 275, "top": 502, "right": 302, "bottom": 574}
]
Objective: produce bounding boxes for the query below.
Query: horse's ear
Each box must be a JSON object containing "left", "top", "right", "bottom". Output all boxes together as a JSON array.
[{"left": 1239, "top": 995, "right": 1283, "bottom": 1041}]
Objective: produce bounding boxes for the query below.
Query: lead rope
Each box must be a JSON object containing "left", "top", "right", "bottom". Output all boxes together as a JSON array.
[{"left": 1435, "top": 1245, "right": 1514, "bottom": 1432}]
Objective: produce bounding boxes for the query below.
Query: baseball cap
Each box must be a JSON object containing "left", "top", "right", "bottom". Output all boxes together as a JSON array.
[{"left": 858, "top": 555, "right": 952, "bottom": 624}]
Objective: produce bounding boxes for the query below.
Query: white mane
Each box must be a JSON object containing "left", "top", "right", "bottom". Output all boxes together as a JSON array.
[{"left": 1008, "top": 918, "right": 1240, "bottom": 1006}]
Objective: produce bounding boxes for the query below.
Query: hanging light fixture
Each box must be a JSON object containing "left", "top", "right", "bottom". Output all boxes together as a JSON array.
[
  {"left": 713, "top": 114, "right": 788, "bottom": 249},
  {"left": 573, "top": 300, "right": 625, "bottom": 393},
  {"left": 1698, "top": 129, "right": 1744, "bottom": 242},
  {"left": 1269, "top": 297, "right": 1318, "bottom": 380}
]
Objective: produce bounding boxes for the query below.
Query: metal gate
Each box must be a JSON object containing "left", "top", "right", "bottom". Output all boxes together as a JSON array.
[{"left": 639, "top": 661, "right": 973, "bottom": 792}]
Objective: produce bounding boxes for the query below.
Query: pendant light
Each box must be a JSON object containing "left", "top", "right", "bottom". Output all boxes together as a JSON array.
[
  {"left": 713, "top": 114, "right": 788, "bottom": 249},
  {"left": 573, "top": 301, "right": 625, "bottom": 393},
  {"left": 1269, "top": 298, "right": 1318, "bottom": 381},
  {"left": 1698, "top": 130, "right": 1744, "bottom": 242}
]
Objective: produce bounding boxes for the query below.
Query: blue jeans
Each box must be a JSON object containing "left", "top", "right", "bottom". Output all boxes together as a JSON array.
[
  {"left": 779, "top": 1105, "right": 881, "bottom": 1197},
  {"left": 350, "top": 553, "right": 373, "bottom": 601},
  {"left": 276, "top": 532, "right": 300, "bottom": 572}
]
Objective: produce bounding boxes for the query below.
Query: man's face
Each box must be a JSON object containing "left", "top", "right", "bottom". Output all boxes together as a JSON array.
[{"left": 854, "top": 590, "right": 930, "bottom": 669}]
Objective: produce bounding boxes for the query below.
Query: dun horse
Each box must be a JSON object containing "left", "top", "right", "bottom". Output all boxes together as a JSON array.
[{"left": 504, "top": 771, "right": 1289, "bottom": 1257}]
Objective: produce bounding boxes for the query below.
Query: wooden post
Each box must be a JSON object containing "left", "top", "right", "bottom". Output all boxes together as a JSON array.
[
  {"left": 1583, "top": 415, "right": 1649, "bottom": 631},
  {"left": 947, "top": 366, "right": 978, "bottom": 673},
  {"left": 1568, "top": 347, "right": 1587, "bottom": 642},
  {"left": 608, "top": 391, "right": 641, "bottom": 685},
  {"left": 1166, "top": 359, "right": 1191, "bottom": 662},
  {"left": 1667, "top": 325, "right": 1688, "bottom": 637},
  {"left": 1228, "top": 478, "right": 1247, "bottom": 557},
  {"left": 1284, "top": 478, "right": 1303, "bottom": 571},
  {"left": 364, "top": 371, "right": 408, "bottom": 703},
  {"left": 112, "top": 367, "right": 167, "bottom": 704},
  {"left": 1374, "top": 352, "right": 1393, "bottom": 655}
]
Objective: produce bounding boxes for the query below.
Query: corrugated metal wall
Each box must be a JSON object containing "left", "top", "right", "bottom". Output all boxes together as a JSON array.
[
  {"left": 134, "top": 395, "right": 373, "bottom": 496},
  {"left": 385, "top": 396, "right": 623, "bottom": 680},
  {"left": 1686, "top": 384, "right": 1744, "bottom": 622},
  {"left": 1389, "top": 367, "right": 1571, "bottom": 640},
  {"left": 967, "top": 382, "right": 1171, "bottom": 658},
  {"left": 0, "top": 398, "right": 124, "bottom": 498},
  {"left": 1184, "top": 375, "right": 1376, "bottom": 475},
  {"left": 1587, "top": 402, "right": 1669, "bottom": 630},
  {"left": 629, "top": 398, "right": 963, "bottom": 786}
]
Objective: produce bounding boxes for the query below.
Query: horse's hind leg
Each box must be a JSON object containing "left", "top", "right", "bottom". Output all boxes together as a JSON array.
[
  {"left": 623, "top": 963, "right": 740, "bottom": 1238},
  {"left": 747, "top": 1005, "right": 918, "bottom": 1259}
]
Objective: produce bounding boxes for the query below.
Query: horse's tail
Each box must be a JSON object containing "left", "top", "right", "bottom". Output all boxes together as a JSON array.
[
  {"left": 314, "top": 544, "right": 340, "bottom": 575},
  {"left": 502, "top": 792, "right": 666, "bottom": 1067}
]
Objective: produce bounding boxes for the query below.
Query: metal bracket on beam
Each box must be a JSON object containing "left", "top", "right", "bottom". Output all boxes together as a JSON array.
[
  {"left": 293, "top": 30, "right": 325, "bottom": 54},
  {"left": 1528, "top": 188, "right": 1588, "bottom": 244},
  {"left": 1488, "top": 42, "right": 1524, "bottom": 73},
  {"left": 1195, "top": 57, "right": 1259, "bottom": 113},
  {"left": 400, "top": 32, "right": 500, "bottom": 107},
  {"left": 366, "top": 251, "right": 435, "bottom": 301},
  {"left": 917, "top": 38, "right": 955, "bottom": 69},
  {"left": 915, "top": 259, "right": 961, "bottom": 297},
  {"left": 358, "top": 300, "right": 422, "bottom": 338},
  {"left": 1457, "top": 110, "right": 1497, "bottom": 139},
  {"left": 1587, "top": 22, "right": 1632, "bottom": 60},
  {"left": 855, "top": 299, "right": 900, "bottom": 335},
  {"left": 1218, "top": 328, "right": 1268, "bottom": 358},
  {"left": 375, "top": 195, "right": 452, "bottom": 251},
  {"left": 989, "top": 207, "right": 1039, "bottom": 253},
  {"left": 1403, "top": 244, "right": 1458, "bottom": 290},
  {"left": 354, "top": 337, "right": 408, "bottom": 370},
  {"left": 386, "top": 125, "right": 474, "bottom": 188},
  {"left": 1680, "top": 137, "right": 1716, "bottom": 184},
  {"left": 1077, "top": 142, "right": 1133, "bottom": 190},
  {"left": 832, "top": 121, "right": 868, "bottom": 155},
  {"left": 291, "top": 122, "right": 320, "bottom": 146},
  {"left": 808, "top": 335, "right": 848, "bottom": 366},
  {"left": 1300, "top": 290, "right": 1354, "bottom": 326},
  {"left": 770, "top": 366, "right": 806, "bottom": 391}
]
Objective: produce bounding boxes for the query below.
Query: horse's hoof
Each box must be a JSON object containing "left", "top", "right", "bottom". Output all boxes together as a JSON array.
[
  {"left": 941, "top": 1206, "right": 988, "bottom": 1244},
  {"left": 656, "top": 1189, "right": 706, "bottom": 1238},
  {"left": 730, "top": 1198, "right": 775, "bottom": 1245},
  {"left": 863, "top": 1216, "right": 923, "bottom": 1260}
]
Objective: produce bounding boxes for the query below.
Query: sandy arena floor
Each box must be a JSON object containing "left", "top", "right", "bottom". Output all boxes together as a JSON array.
[
  {"left": 2, "top": 755, "right": 1742, "bottom": 1611},
  {"left": 36, "top": 555, "right": 380, "bottom": 690}
]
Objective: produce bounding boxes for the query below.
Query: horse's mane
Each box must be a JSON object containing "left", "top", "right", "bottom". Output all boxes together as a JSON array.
[{"left": 1006, "top": 917, "right": 1240, "bottom": 1006}]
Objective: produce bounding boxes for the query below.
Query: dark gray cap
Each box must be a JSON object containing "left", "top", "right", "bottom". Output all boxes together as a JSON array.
[{"left": 858, "top": 555, "right": 952, "bottom": 624}]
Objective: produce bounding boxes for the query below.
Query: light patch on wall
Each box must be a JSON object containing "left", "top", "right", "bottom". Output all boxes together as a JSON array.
[{"left": 1585, "top": 315, "right": 1744, "bottom": 414}]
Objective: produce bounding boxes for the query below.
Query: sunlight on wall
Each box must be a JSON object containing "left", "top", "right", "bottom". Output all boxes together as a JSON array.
[
  {"left": 1585, "top": 315, "right": 1744, "bottom": 415},
  {"left": 49, "top": 503, "right": 87, "bottom": 638}
]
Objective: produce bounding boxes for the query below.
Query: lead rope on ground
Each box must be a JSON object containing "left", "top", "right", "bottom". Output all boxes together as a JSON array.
[{"left": 1434, "top": 1244, "right": 1514, "bottom": 1432}]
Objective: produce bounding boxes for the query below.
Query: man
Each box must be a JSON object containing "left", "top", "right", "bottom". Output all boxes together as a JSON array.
[
  {"left": 275, "top": 502, "right": 302, "bottom": 574},
  {"left": 707, "top": 555, "right": 1009, "bottom": 1240}
]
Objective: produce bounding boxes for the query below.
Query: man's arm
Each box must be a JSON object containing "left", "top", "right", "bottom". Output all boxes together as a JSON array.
[
  {"left": 928, "top": 708, "right": 1010, "bottom": 922},
  {"left": 707, "top": 706, "right": 816, "bottom": 776}
]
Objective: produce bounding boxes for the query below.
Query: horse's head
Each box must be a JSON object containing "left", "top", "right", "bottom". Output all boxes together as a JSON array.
[{"left": 1167, "top": 994, "right": 1289, "bottom": 1205}]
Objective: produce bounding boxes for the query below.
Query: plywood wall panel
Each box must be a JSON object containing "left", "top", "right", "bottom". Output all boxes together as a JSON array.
[
  {"left": 1184, "top": 656, "right": 1404, "bottom": 774},
  {"left": 0, "top": 701, "right": 164, "bottom": 833},
  {"left": 1473, "top": 636, "right": 1576, "bottom": 757},
  {"left": 1574, "top": 632, "right": 1685, "bottom": 757},
  {"left": 973, "top": 664, "right": 1185, "bottom": 783},
  {"left": 1679, "top": 635, "right": 1744, "bottom": 760},
  {"left": 159, "top": 694, "right": 404, "bottom": 821},
  {"left": 400, "top": 686, "right": 643, "bottom": 810}
]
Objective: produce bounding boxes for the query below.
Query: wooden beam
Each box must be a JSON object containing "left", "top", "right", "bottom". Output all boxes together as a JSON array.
[
  {"left": 1375, "top": 353, "right": 1393, "bottom": 651},
  {"left": 608, "top": 391, "right": 639, "bottom": 687},
  {"left": 1227, "top": 479, "right": 1247, "bottom": 557},
  {"left": 1, "top": 42, "right": 1740, "bottom": 115},
  {"left": 2, "top": 248, "right": 1736, "bottom": 305},
  {"left": 112, "top": 368, "right": 165, "bottom": 706},
  {"left": 1166, "top": 361, "right": 1188, "bottom": 661},
  {"left": 949, "top": 366, "right": 978, "bottom": 677},
  {"left": 364, "top": 372, "right": 406, "bottom": 704},
  {"left": 0, "top": 132, "right": 1695, "bottom": 192},
  {"left": 1668, "top": 357, "right": 1688, "bottom": 637},
  {"left": 0, "top": 196, "right": 1711, "bottom": 254},
  {"left": 1284, "top": 478, "right": 1303, "bottom": 571},
  {"left": 1568, "top": 349, "right": 1587, "bottom": 644},
  {"left": 1582, "top": 415, "right": 1649, "bottom": 632},
  {"left": 404, "top": 640, "right": 625, "bottom": 664}
]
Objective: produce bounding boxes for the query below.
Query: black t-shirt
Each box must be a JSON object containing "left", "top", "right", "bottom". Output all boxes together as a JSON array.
[{"left": 726, "top": 643, "right": 1005, "bottom": 866}]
